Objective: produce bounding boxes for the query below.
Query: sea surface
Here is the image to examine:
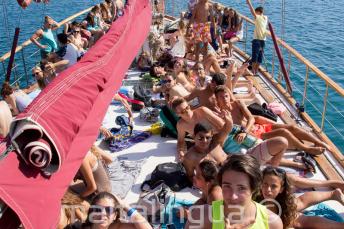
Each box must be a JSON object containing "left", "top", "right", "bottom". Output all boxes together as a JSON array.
[{"left": 0, "top": 0, "right": 343, "bottom": 153}]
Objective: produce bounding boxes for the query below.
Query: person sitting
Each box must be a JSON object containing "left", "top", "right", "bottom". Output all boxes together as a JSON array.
[
  {"left": 49, "top": 33, "right": 79, "bottom": 67},
  {"left": 189, "top": 62, "right": 212, "bottom": 88},
  {"left": 215, "top": 85, "right": 287, "bottom": 167},
  {"left": 172, "top": 97, "right": 224, "bottom": 160},
  {"left": 85, "top": 12, "right": 105, "bottom": 43},
  {"left": 0, "top": 101, "right": 12, "bottom": 143},
  {"left": 183, "top": 112, "right": 232, "bottom": 181},
  {"left": 69, "top": 192, "right": 152, "bottom": 229},
  {"left": 258, "top": 166, "right": 344, "bottom": 229},
  {"left": 71, "top": 147, "right": 111, "bottom": 199},
  {"left": 172, "top": 58, "right": 194, "bottom": 92},
  {"left": 1, "top": 82, "right": 33, "bottom": 115},
  {"left": 100, "top": 2, "right": 113, "bottom": 24},
  {"left": 185, "top": 154, "right": 283, "bottom": 229},
  {"left": 193, "top": 159, "right": 222, "bottom": 205},
  {"left": 223, "top": 8, "right": 243, "bottom": 57},
  {"left": 30, "top": 15, "right": 58, "bottom": 58},
  {"left": 185, "top": 72, "right": 227, "bottom": 111}
]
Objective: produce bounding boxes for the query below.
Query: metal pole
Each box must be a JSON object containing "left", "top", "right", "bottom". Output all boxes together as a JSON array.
[
  {"left": 21, "top": 48, "right": 29, "bottom": 87},
  {"left": 302, "top": 66, "right": 309, "bottom": 106},
  {"left": 244, "top": 21, "right": 248, "bottom": 54},
  {"left": 320, "top": 83, "right": 329, "bottom": 131}
]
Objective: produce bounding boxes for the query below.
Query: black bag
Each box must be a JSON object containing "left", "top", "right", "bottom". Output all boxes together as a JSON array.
[
  {"left": 134, "top": 85, "right": 152, "bottom": 107},
  {"left": 141, "top": 162, "right": 191, "bottom": 192},
  {"left": 247, "top": 103, "right": 278, "bottom": 122}
]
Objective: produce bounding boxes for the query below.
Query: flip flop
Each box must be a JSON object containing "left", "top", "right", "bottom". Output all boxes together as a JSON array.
[{"left": 294, "top": 152, "right": 316, "bottom": 173}]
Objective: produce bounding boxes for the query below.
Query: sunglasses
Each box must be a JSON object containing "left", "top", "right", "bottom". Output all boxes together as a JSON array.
[
  {"left": 264, "top": 166, "right": 286, "bottom": 176},
  {"left": 73, "top": 30, "right": 81, "bottom": 34},
  {"left": 177, "top": 105, "right": 190, "bottom": 115},
  {"left": 32, "top": 71, "right": 42, "bottom": 77},
  {"left": 161, "top": 79, "right": 172, "bottom": 84},
  {"left": 90, "top": 205, "right": 116, "bottom": 215}
]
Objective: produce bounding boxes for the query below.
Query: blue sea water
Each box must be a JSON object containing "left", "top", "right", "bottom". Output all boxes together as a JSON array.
[{"left": 0, "top": 0, "right": 343, "bottom": 152}]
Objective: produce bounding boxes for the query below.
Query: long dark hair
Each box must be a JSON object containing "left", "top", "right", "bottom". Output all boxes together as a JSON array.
[
  {"left": 261, "top": 167, "right": 297, "bottom": 228},
  {"left": 229, "top": 9, "right": 241, "bottom": 31}
]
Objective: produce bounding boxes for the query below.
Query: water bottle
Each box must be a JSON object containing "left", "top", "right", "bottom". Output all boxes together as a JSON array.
[{"left": 242, "top": 134, "right": 258, "bottom": 148}]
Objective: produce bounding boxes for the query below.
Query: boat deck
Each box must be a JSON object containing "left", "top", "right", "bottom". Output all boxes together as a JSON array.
[{"left": 96, "top": 50, "right": 344, "bottom": 218}]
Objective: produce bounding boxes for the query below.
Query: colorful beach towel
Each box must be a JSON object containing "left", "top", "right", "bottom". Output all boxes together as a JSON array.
[
  {"left": 107, "top": 130, "right": 151, "bottom": 152},
  {"left": 303, "top": 202, "right": 344, "bottom": 222}
]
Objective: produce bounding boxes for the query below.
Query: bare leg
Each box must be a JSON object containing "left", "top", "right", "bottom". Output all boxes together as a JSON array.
[
  {"left": 294, "top": 214, "right": 344, "bottom": 229},
  {"left": 203, "top": 54, "right": 221, "bottom": 74},
  {"left": 296, "top": 189, "right": 344, "bottom": 211},
  {"left": 265, "top": 136, "right": 288, "bottom": 167},
  {"left": 279, "top": 158, "right": 307, "bottom": 170},
  {"left": 287, "top": 173, "right": 344, "bottom": 192},
  {"left": 262, "top": 129, "right": 324, "bottom": 155}
]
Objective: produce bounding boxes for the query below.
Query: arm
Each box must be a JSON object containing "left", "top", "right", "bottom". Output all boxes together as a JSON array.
[
  {"left": 30, "top": 29, "right": 46, "bottom": 49},
  {"left": 212, "top": 110, "right": 233, "bottom": 146},
  {"left": 200, "top": 107, "right": 224, "bottom": 131},
  {"left": 267, "top": 209, "right": 283, "bottom": 229},
  {"left": 79, "top": 155, "right": 97, "bottom": 198},
  {"left": 208, "top": 186, "right": 223, "bottom": 203},
  {"left": 246, "top": 0, "right": 257, "bottom": 18},
  {"left": 93, "top": 145, "right": 113, "bottom": 165},
  {"left": 176, "top": 121, "right": 187, "bottom": 161},
  {"left": 5, "top": 95, "right": 19, "bottom": 116},
  {"left": 238, "top": 100, "right": 255, "bottom": 132},
  {"left": 183, "top": 88, "right": 199, "bottom": 102},
  {"left": 112, "top": 195, "right": 153, "bottom": 229},
  {"left": 113, "top": 93, "right": 134, "bottom": 123},
  {"left": 182, "top": 153, "right": 195, "bottom": 182}
]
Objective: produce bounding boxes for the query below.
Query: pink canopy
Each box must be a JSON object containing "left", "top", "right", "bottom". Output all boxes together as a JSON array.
[{"left": 0, "top": 0, "right": 151, "bottom": 228}]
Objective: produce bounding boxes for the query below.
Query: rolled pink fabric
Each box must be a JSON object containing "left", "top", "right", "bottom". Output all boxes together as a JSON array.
[{"left": 24, "top": 139, "right": 52, "bottom": 169}]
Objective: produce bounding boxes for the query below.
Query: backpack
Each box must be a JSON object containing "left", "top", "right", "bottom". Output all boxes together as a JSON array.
[
  {"left": 133, "top": 85, "right": 152, "bottom": 111},
  {"left": 141, "top": 162, "right": 191, "bottom": 192},
  {"left": 247, "top": 103, "right": 278, "bottom": 122},
  {"left": 137, "top": 182, "right": 173, "bottom": 219}
]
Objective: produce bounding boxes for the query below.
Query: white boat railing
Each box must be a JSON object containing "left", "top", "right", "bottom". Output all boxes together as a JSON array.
[{"left": 235, "top": 13, "right": 344, "bottom": 164}]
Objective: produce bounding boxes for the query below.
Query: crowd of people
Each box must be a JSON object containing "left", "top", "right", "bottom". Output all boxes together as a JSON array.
[{"left": 1, "top": 0, "right": 344, "bottom": 228}]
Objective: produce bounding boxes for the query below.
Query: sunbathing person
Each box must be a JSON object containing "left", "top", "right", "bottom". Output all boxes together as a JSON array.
[
  {"left": 185, "top": 72, "right": 227, "bottom": 111},
  {"left": 215, "top": 85, "right": 287, "bottom": 167},
  {"left": 185, "top": 154, "right": 283, "bottom": 229},
  {"left": 172, "top": 58, "right": 194, "bottom": 92},
  {"left": 71, "top": 147, "right": 111, "bottom": 199},
  {"left": 258, "top": 166, "right": 344, "bottom": 229},
  {"left": 183, "top": 111, "right": 232, "bottom": 181},
  {"left": 172, "top": 97, "right": 224, "bottom": 160},
  {"left": 253, "top": 115, "right": 329, "bottom": 155},
  {"left": 189, "top": 0, "right": 212, "bottom": 62},
  {"left": 1, "top": 82, "right": 33, "bottom": 116},
  {"left": 189, "top": 62, "right": 212, "bottom": 88}
]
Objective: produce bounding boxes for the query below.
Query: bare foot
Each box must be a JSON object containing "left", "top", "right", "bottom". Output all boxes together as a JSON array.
[
  {"left": 332, "top": 188, "right": 344, "bottom": 206},
  {"left": 305, "top": 146, "right": 325, "bottom": 156},
  {"left": 315, "top": 142, "right": 333, "bottom": 152}
]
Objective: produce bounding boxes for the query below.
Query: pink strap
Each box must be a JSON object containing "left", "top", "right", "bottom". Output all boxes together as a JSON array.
[{"left": 118, "top": 92, "right": 144, "bottom": 106}]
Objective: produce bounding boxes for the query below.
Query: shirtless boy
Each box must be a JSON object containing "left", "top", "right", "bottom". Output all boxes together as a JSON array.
[
  {"left": 214, "top": 85, "right": 288, "bottom": 167},
  {"left": 172, "top": 97, "right": 224, "bottom": 161},
  {"left": 185, "top": 72, "right": 227, "bottom": 111},
  {"left": 183, "top": 110, "right": 232, "bottom": 181},
  {"left": 189, "top": 0, "right": 213, "bottom": 62}
]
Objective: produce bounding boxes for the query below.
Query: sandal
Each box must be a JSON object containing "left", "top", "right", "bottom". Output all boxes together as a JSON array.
[{"left": 294, "top": 152, "right": 316, "bottom": 173}]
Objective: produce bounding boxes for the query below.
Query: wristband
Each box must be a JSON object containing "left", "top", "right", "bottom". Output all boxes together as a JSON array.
[
  {"left": 127, "top": 208, "right": 137, "bottom": 217},
  {"left": 240, "top": 126, "right": 247, "bottom": 134}
]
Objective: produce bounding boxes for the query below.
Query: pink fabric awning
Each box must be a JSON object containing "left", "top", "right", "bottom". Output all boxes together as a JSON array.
[{"left": 0, "top": 0, "right": 151, "bottom": 228}]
